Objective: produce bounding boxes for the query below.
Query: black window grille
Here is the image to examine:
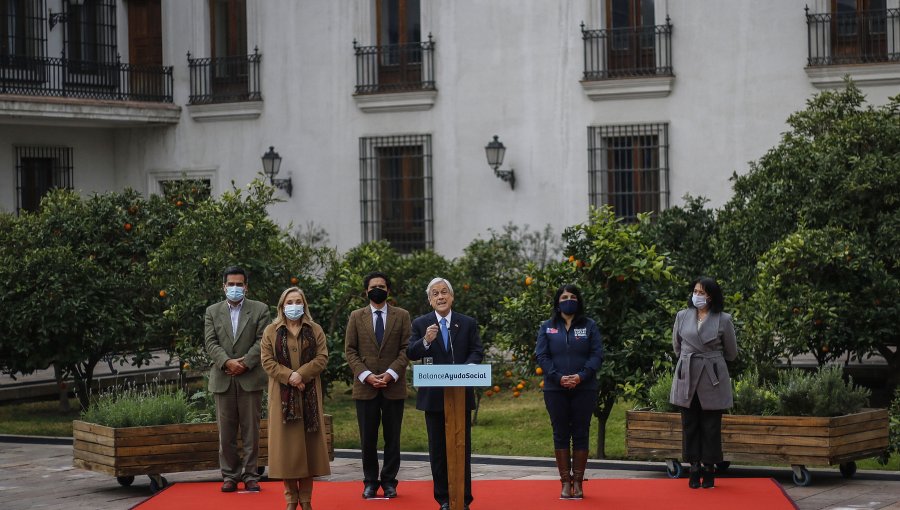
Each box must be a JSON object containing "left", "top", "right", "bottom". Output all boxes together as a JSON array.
[
  {"left": 15, "top": 145, "right": 74, "bottom": 213},
  {"left": 63, "top": 0, "right": 116, "bottom": 73},
  {"left": 353, "top": 35, "right": 436, "bottom": 94},
  {"left": 360, "top": 134, "right": 433, "bottom": 253},
  {"left": 588, "top": 124, "right": 669, "bottom": 221},
  {"left": 1, "top": 0, "right": 46, "bottom": 67},
  {"left": 806, "top": 4, "right": 899, "bottom": 66},
  {"left": 187, "top": 47, "right": 261, "bottom": 104},
  {"left": 582, "top": 0, "right": 672, "bottom": 80}
]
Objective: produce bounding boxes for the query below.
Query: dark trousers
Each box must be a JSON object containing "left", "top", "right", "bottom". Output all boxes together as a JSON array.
[
  {"left": 424, "top": 410, "right": 473, "bottom": 505},
  {"left": 543, "top": 389, "right": 596, "bottom": 450},
  {"left": 355, "top": 393, "right": 404, "bottom": 488},
  {"left": 213, "top": 384, "right": 262, "bottom": 483},
  {"left": 681, "top": 394, "right": 724, "bottom": 464}
]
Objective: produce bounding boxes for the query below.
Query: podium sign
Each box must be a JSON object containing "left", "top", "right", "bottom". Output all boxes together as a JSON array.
[
  {"left": 413, "top": 364, "right": 491, "bottom": 510},
  {"left": 412, "top": 364, "right": 492, "bottom": 387}
]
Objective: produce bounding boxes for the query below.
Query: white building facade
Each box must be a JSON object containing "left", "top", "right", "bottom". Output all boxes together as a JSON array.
[{"left": 2, "top": 0, "right": 898, "bottom": 255}]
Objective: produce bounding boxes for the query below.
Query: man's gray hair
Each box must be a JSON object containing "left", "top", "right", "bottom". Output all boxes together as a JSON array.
[{"left": 426, "top": 277, "right": 454, "bottom": 297}]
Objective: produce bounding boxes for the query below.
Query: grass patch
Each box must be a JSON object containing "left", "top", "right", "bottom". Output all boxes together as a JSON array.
[{"left": 0, "top": 398, "right": 81, "bottom": 436}]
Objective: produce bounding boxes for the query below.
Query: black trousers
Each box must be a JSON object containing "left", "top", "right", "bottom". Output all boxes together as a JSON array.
[
  {"left": 355, "top": 393, "right": 404, "bottom": 488},
  {"left": 424, "top": 410, "right": 473, "bottom": 505},
  {"left": 681, "top": 393, "right": 724, "bottom": 464}
]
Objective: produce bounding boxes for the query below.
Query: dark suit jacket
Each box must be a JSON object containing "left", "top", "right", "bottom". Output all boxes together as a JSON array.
[
  {"left": 204, "top": 298, "right": 270, "bottom": 393},
  {"left": 344, "top": 304, "right": 412, "bottom": 400},
  {"left": 407, "top": 311, "right": 484, "bottom": 412}
]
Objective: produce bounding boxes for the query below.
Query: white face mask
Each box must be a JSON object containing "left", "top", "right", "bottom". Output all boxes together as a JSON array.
[
  {"left": 225, "top": 285, "right": 245, "bottom": 302},
  {"left": 284, "top": 304, "right": 304, "bottom": 320},
  {"left": 692, "top": 294, "right": 708, "bottom": 309}
]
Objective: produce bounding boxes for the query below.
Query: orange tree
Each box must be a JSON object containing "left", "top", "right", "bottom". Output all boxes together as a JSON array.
[
  {"left": 493, "top": 206, "right": 678, "bottom": 458},
  {"left": 148, "top": 179, "right": 334, "bottom": 369},
  {"left": 0, "top": 189, "right": 178, "bottom": 409}
]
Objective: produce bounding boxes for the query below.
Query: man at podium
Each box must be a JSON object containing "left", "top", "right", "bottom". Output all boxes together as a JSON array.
[{"left": 407, "top": 277, "right": 484, "bottom": 510}]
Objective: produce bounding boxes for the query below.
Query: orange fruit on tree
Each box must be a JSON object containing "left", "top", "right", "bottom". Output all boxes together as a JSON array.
[
  {"left": 568, "top": 255, "right": 575, "bottom": 262},
  {"left": 516, "top": 383, "right": 525, "bottom": 390},
  {"left": 158, "top": 290, "right": 167, "bottom": 298},
  {"left": 536, "top": 367, "right": 543, "bottom": 375},
  {"left": 504, "top": 370, "right": 512, "bottom": 378},
  {"left": 492, "top": 385, "right": 500, "bottom": 393},
  {"left": 525, "top": 276, "right": 533, "bottom": 286},
  {"left": 539, "top": 381, "right": 544, "bottom": 388},
  {"left": 513, "top": 391, "right": 521, "bottom": 398},
  {"left": 485, "top": 390, "right": 493, "bottom": 397},
  {"left": 124, "top": 223, "right": 132, "bottom": 232},
  {"left": 290, "top": 276, "right": 299, "bottom": 285},
  {"left": 176, "top": 200, "right": 184, "bottom": 207}
]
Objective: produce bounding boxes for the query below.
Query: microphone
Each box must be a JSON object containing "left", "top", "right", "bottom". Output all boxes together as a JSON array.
[{"left": 448, "top": 323, "right": 455, "bottom": 364}]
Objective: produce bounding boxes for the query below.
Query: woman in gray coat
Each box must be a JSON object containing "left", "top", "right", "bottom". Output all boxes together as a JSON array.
[{"left": 669, "top": 277, "right": 738, "bottom": 489}]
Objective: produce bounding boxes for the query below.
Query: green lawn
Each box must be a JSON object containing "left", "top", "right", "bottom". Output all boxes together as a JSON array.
[{"left": 1, "top": 386, "right": 896, "bottom": 471}]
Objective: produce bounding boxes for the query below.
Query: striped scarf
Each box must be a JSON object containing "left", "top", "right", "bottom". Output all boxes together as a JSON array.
[{"left": 274, "top": 324, "right": 320, "bottom": 432}]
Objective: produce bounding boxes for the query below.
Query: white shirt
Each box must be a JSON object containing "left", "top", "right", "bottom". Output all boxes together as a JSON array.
[
  {"left": 424, "top": 310, "right": 452, "bottom": 350},
  {"left": 357, "top": 304, "right": 399, "bottom": 384},
  {"left": 228, "top": 299, "right": 243, "bottom": 339}
]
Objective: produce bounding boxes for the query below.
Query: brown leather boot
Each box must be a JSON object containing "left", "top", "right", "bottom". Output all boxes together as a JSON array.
[
  {"left": 554, "top": 449, "right": 572, "bottom": 498},
  {"left": 572, "top": 449, "right": 589, "bottom": 499}
]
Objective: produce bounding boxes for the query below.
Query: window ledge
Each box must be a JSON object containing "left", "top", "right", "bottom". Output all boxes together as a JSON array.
[
  {"left": 580, "top": 75, "right": 675, "bottom": 101},
  {"left": 805, "top": 62, "right": 900, "bottom": 89},
  {"left": 187, "top": 101, "right": 263, "bottom": 122},
  {"left": 353, "top": 90, "right": 437, "bottom": 113}
]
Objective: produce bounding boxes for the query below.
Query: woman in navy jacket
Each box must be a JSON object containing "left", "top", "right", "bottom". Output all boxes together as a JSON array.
[{"left": 535, "top": 284, "right": 604, "bottom": 500}]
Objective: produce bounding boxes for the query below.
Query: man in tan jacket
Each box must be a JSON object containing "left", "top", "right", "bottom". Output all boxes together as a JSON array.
[
  {"left": 204, "top": 266, "right": 270, "bottom": 493},
  {"left": 345, "top": 272, "right": 411, "bottom": 499}
]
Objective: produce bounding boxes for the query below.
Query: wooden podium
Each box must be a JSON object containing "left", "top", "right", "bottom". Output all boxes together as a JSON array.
[{"left": 413, "top": 364, "right": 492, "bottom": 510}]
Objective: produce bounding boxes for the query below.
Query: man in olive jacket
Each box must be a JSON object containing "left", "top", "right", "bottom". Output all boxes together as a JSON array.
[
  {"left": 204, "top": 266, "right": 270, "bottom": 493},
  {"left": 345, "top": 272, "right": 411, "bottom": 499}
]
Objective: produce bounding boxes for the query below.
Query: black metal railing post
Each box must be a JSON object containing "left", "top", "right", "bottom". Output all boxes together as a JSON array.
[
  {"left": 581, "top": 21, "right": 674, "bottom": 80},
  {"left": 187, "top": 49, "right": 263, "bottom": 104},
  {"left": 0, "top": 54, "right": 172, "bottom": 102},
  {"left": 806, "top": 7, "right": 899, "bottom": 66},
  {"left": 353, "top": 35, "right": 436, "bottom": 94}
]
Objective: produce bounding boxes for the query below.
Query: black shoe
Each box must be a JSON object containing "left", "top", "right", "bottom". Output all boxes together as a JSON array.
[
  {"left": 688, "top": 465, "right": 701, "bottom": 489},
  {"left": 382, "top": 484, "right": 397, "bottom": 498},
  {"left": 362, "top": 484, "right": 378, "bottom": 499},
  {"left": 221, "top": 480, "right": 237, "bottom": 493},
  {"left": 702, "top": 465, "right": 715, "bottom": 488}
]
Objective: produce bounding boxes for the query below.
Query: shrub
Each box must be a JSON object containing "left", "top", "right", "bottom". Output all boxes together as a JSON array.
[
  {"left": 644, "top": 371, "right": 676, "bottom": 412},
  {"left": 775, "top": 366, "right": 870, "bottom": 417},
  {"left": 732, "top": 368, "right": 778, "bottom": 416},
  {"left": 81, "top": 382, "right": 197, "bottom": 427},
  {"left": 878, "top": 386, "right": 900, "bottom": 465}
]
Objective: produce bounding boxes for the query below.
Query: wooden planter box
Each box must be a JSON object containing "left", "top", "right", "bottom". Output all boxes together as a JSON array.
[
  {"left": 73, "top": 415, "right": 333, "bottom": 487},
  {"left": 626, "top": 408, "right": 889, "bottom": 485}
]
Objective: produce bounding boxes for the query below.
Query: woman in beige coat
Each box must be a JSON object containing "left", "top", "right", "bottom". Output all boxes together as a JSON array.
[{"left": 261, "top": 286, "right": 331, "bottom": 510}]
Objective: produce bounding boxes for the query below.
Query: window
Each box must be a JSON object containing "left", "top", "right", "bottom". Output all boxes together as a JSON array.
[
  {"left": 360, "top": 134, "right": 433, "bottom": 253},
  {"left": 606, "top": 0, "right": 656, "bottom": 74},
  {"left": 377, "top": 0, "right": 421, "bottom": 86},
  {"left": 15, "top": 146, "right": 74, "bottom": 213},
  {"left": 65, "top": 0, "right": 116, "bottom": 71},
  {"left": 831, "top": 0, "right": 888, "bottom": 63},
  {"left": 1, "top": 0, "right": 45, "bottom": 68},
  {"left": 588, "top": 124, "right": 669, "bottom": 221}
]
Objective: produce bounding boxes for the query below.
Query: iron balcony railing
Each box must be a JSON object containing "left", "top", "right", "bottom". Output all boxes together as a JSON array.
[
  {"left": 187, "top": 47, "right": 262, "bottom": 105},
  {"left": 0, "top": 54, "right": 173, "bottom": 102},
  {"left": 581, "top": 19, "right": 673, "bottom": 80},
  {"left": 353, "top": 35, "right": 436, "bottom": 94},
  {"left": 806, "top": 7, "right": 900, "bottom": 66}
]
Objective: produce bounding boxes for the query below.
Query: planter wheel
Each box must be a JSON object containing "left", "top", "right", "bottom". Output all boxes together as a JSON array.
[
  {"left": 791, "top": 465, "right": 812, "bottom": 487},
  {"left": 149, "top": 474, "right": 169, "bottom": 493},
  {"left": 839, "top": 462, "right": 857, "bottom": 479},
  {"left": 116, "top": 476, "right": 135, "bottom": 487},
  {"left": 665, "top": 459, "right": 683, "bottom": 479},
  {"left": 716, "top": 461, "right": 731, "bottom": 473}
]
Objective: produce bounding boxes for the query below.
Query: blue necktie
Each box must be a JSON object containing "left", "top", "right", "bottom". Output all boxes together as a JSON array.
[
  {"left": 374, "top": 310, "right": 384, "bottom": 345},
  {"left": 440, "top": 317, "right": 449, "bottom": 352}
]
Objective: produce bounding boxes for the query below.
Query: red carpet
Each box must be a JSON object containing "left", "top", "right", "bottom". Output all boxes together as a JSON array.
[{"left": 133, "top": 478, "right": 796, "bottom": 510}]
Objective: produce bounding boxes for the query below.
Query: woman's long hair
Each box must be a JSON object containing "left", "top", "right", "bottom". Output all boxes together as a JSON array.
[
  {"left": 688, "top": 277, "right": 725, "bottom": 313},
  {"left": 271, "top": 286, "right": 314, "bottom": 329},
  {"left": 550, "top": 283, "right": 586, "bottom": 323}
]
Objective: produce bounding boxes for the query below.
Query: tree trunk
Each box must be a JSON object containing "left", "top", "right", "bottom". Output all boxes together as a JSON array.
[
  {"left": 593, "top": 393, "right": 616, "bottom": 459},
  {"left": 53, "top": 363, "right": 70, "bottom": 413}
]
